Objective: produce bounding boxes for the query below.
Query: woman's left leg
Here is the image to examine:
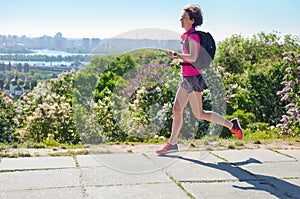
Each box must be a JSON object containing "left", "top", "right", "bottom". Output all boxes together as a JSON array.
[{"left": 188, "top": 91, "right": 233, "bottom": 129}]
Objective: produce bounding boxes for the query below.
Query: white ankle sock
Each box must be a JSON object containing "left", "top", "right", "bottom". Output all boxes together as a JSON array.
[{"left": 229, "top": 123, "right": 233, "bottom": 130}]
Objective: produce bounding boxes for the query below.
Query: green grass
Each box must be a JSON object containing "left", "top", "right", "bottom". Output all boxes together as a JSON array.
[
  {"left": 0, "top": 152, "right": 31, "bottom": 158},
  {"left": 49, "top": 149, "right": 89, "bottom": 156},
  {"left": 0, "top": 141, "right": 84, "bottom": 150}
]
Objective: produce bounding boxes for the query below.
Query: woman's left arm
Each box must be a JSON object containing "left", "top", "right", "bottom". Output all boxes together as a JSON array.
[{"left": 176, "top": 39, "right": 198, "bottom": 62}]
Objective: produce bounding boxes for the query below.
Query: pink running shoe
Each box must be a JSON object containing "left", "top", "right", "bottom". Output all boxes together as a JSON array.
[
  {"left": 230, "top": 118, "right": 243, "bottom": 140},
  {"left": 156, "top": 142, "right": 178, "bottom": 155}
]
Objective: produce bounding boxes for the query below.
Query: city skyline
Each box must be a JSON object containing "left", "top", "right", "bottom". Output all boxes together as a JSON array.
[
  {"left": 0, "top": 32, "right": 101, "bottom": 51},
  {"left": 0, "top": 31, "right": 180, "bottom": 53},
  {"left": 1, "top": 32, "right": 103, "bottom": 40},
  {"left": 1, "top": 0, "right": 300, "bottom": 42}
]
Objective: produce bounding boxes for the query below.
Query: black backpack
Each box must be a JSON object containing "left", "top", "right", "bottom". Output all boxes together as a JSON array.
[{"left": 182, "top": 31, "right": 216, "bottom": 69}]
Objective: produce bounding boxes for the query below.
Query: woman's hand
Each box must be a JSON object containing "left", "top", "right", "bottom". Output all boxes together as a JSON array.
[{"left": 168, "top": 51, "right": 179, "bottom": 59}]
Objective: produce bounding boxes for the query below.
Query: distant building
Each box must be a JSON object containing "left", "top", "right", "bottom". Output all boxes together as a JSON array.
[
  {"left": 91, "top": 38, "right": 100, "bottom": 49},
  {"left": 0, "top": 35, "right": 7, "bottom": 46},
  {"left": 37, "top": 35, "right": 53, "bottom": 49},
  {"left": 82, "top": 38, "right": 90, "bottom": 49},
  {"left": 54, "top": 32, "right": 64, "bottom": 49}
]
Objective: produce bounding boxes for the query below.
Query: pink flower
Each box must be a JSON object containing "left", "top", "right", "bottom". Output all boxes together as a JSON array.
[
  {"left": 280, "top": 93, "right": 290, "bottom": 101},
  {"left": 284, "top": 57, "right": 293, "bottom": 63}
]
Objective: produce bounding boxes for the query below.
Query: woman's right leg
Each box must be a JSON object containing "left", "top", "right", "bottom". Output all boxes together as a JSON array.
[
  {"left": 188, "top": 91, "right": 243, "bottom": 140},
  {"left": 188, "top": 91, "right": 233, "bottom": 129},
  {"left": 169, "top": 87, "right": 189, "bottom": 144}
]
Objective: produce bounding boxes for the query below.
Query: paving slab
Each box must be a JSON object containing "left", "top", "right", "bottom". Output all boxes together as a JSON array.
[
  {"left": 146, "top": 151, "right": 224, "bottom": 168},
  {"left": 86, "top": 183, "right": 189, "bottom": 199},
  {"left": 82, "top": 153, "right": 160, "bottom": 173},
  {"left": 278, "top": 150, "right": 300, "bottom": 160},
  {"left": 241, "top": 161, "right": 300, "bottom": 179},
  {"left": 182, "top": 181, "right": 286, "bottom": 199},
  {"left": 0, "top": 187, "right": 84, "bottom": 199},
  {"left": 81, "top": 166, "right": 171, "bottom": 186},
  {"left": 0, "top": 156, "right": 76, "bottom": 171},
  {"left": 144, "top": 152, "right": 189, "bottom": 170},
  {"left": 265, "top": 178, "right": 300, "bottom": 199},
  {"left": 146, "top": 152, "right": 255, "bottom": 182},
  {"left": 76, "top": 155, "right": 103, "bottom": 167},
  {"left": 286, "top": 178, "right": 300, "bottom": 186},
  {"left": 0, "top": 168, "right": 81, "bottom": 192},
  {"left": 162, "top": 159, "right": 255, "bottom": 182},
  {"left": 212, "top": 149, "right": 294, "bottom": 163}
]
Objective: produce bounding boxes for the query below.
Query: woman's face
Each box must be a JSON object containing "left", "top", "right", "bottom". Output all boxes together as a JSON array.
[{"left": 180, "top": 11, "right": 194, "bottom": 30}]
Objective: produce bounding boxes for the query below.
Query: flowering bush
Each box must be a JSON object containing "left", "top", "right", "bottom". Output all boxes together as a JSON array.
[
  {"left": 93, "top": 91, "right": 127, "bottom": 142},
  {"left": 116, "top": 63, "right": 180, "bottom": 141},
  {"left": 91, "top": 62, "right": 180, "bottom": 142},
  {"left": 277, "top": 52, "right": 300, "bottom": 136},
  {"left": 16, "top": 71, "right": 81, "bottom": 144},
  {"left": 73, "top": 72, "right": 106, "bottom": 144},
  {"left": 0, "top": 93, "right": 18, "bottom": 142}
]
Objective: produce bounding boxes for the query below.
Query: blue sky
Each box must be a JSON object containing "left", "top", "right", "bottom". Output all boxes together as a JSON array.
[{"left": 0, "top": 0, "right": 299, "bottom": 41}]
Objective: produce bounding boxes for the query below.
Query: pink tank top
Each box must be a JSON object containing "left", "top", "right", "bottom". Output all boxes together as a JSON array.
[{"left": 181, "top": 27, "right": 201, "bottom": 76}]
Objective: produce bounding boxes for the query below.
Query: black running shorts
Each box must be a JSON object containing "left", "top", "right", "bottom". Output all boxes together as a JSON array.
[{"left": 180, "top": 74, "right": 206, "bottom": 93}]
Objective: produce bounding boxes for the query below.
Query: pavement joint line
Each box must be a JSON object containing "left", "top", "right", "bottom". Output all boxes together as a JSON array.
[
  {"left": 75, "top": 165, "right": 105, "bottom": 169},
  {"left": 142, "top": 153, "right": 151, "bottom": 160},
  {"left": 281, "top": 176, "right": 300, "bottom": 180},
  {"left": 267, "top": 148, "right": 298, "bottom": 161},
  {"left": 208, "top": 150, "right": 291, "bottom": 197},
  {"left": 73, "top": 155, "right": 88, "bottom": 199},
  {"left": 217, "top": 154, "right": 300, "bottom": 199},
  {"left": 209, "top": 151, "right": 229, "bottom": 162},
  {"left": 255, "top": 178, "right": 296, "bottom": 199},
  {"left": 166, "top": 173, "right": 196, "bottom": 199},
  {"left": 0, "top": 167, "right": 77, "bottom": 173},
  {"left": 236, "top": 169, "right": 295, "bottom": 198},
  {"left": 258, "top": 160, "right": 297, "bottom": 163},
  {"left": 142, "top": 153, "right": 196, "bottom": 199},
  {"left": 178, "top": 179, "right": 261, "bottom": 184},
  {"left": 0, "top": 185, "right": 81, "bottom": 193}
]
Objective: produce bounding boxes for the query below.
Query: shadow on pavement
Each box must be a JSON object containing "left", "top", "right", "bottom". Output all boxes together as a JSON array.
[{"left": 160, "top": 154, "right": 300, "bottom": 199}]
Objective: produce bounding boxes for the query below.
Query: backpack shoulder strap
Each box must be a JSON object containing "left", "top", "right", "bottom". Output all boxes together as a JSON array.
[{"left": 184, "top": 31, "right": 201, "bottom": 53}]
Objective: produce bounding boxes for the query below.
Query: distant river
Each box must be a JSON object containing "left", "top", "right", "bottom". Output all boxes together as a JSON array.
[
  {"left": 0, "top": 49, "right": 92, "bottom": 66},
  {"left": 0, "top": 49, "right": 92, "bottom": 57}
]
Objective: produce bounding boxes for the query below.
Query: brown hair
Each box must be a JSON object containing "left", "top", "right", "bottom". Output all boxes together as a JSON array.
[{"left": 184, "top": 5, "right": 203, "bottom": 27}]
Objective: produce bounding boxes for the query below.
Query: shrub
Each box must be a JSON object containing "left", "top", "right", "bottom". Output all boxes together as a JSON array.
[
  {"left": 247, "top": 122, "right": 270, "bottom": 132},
  {"left": 93, "top": 91, "right": 127, "bottom": 142},
  {"left": 244, "top": 128, "right": 280, "bottom": 141},
  {"left": 226, "top": 109, "right": 255, "bottom": 129},
  {"left": 217, "top": 32, "right": 299, "bottom": 125},
  {"left": 116, "top": 63, "right": 179, "bottom": 141},
  {"left": 16, "top": 71, "right": 80, "bottom": 144},
  {"left": 0, "top": 93, "right": 18, "bottom": 142},
  {"left": 276, "top": 51, "right": 300, "bottom": 136}
]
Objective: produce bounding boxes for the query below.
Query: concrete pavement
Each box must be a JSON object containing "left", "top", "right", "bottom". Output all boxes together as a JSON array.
[{"left": 0, "top": 148, "right": 299, "bottom": 199}]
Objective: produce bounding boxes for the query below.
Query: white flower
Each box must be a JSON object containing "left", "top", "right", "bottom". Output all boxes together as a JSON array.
[{"left": 155, "top": 87, "right": 161, "bottom": 92}]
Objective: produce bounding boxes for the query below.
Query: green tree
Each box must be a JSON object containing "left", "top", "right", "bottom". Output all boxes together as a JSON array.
[{"left": 216, "top": 31, "right": 299, "bottom": 125}]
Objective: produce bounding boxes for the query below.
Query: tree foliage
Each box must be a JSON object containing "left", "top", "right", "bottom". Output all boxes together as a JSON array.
[{"left": 216, "top": 32, "right": 299, "bottom": 127}]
